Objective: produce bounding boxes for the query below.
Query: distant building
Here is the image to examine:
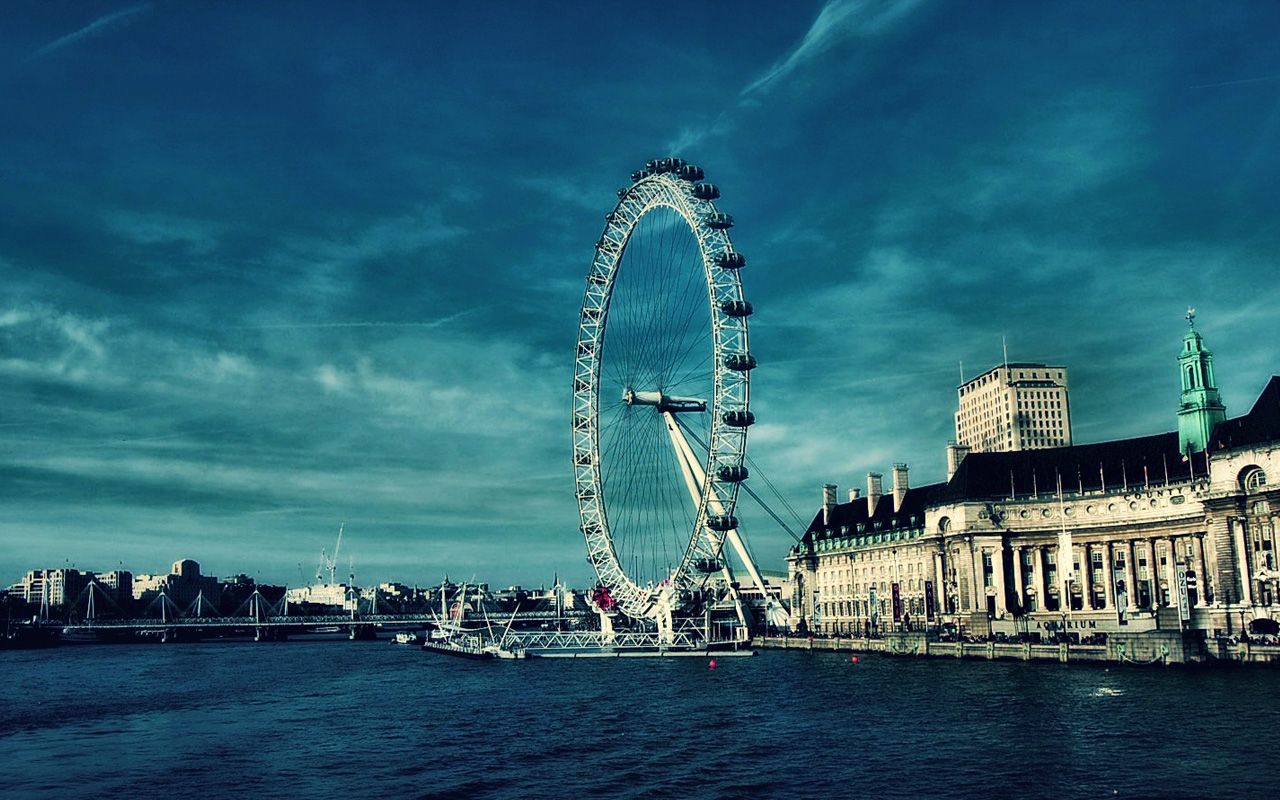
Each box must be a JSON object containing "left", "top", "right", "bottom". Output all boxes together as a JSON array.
[
  {"left": 13, "top": 568, "right": 92, "bottom": 608},
  {"left": 93, "top": 570, "right": 134, "bottom": 611},
  {"left": 955, "top": 363, "right": 1071, "bottom": 453},
  {"left": 131, "top": 559, "right": 219, "bottom": 612},
  {"left": 791, "top": 319, "right": 1279, "bottom": 638}
]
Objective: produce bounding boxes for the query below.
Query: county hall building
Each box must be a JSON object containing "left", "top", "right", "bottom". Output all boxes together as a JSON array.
[{"left": 788, "top": 319, "right": 1279, "bottom": 639}]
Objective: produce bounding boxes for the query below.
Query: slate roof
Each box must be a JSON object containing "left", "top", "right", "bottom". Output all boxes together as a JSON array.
[
  {"left": 802, "top": 482, "right": 948, "bottom": 540},
  {"left": 1209, "top": 376, "right": 1280, "bottom": 452},
  {"left": 799, "top": 376, "right": 1280, "bottom": 547},
  {"left": 936, "top": 431, "right": 1206, "bottom": 504}
]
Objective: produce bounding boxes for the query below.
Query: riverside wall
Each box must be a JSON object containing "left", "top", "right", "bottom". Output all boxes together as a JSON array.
[{"left": 757, "top": 633, "right": 1280, "bottom": 666}]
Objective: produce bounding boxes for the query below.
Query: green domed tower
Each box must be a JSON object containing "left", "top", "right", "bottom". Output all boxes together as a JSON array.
[{"left": 1176, "top": 308, "right": 1226, "bottom": 455}]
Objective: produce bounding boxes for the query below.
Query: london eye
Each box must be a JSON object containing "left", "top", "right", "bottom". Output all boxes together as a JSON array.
[{"left": 572, "top": 158, "right": 760, "bottom": 628}]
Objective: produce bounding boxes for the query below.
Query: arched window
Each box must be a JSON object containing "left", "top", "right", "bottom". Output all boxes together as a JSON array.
[
  {"left": 1241, "top": 467, "right": 1267, "bottom": 493},
  {"left": 938, "top": 516, "right": 951, "bottom": 533},
  {"left": 1185, "top": 364, "right": 1197, "bottom": 389}
]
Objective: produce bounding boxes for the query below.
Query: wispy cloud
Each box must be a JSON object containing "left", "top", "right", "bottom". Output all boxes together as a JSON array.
[
  {"left": 1190, "top": 74, "right": 1280, "bottom": 90},
  {"left": 30, "top": 3, "right": 153, "bottom": 60},
  {"left": 668, "top": 0, "right": 928, "bottom": 152},
  {"left": 741, "top": 0, "right": 927, "bottom": 98},
  {"left": 238, "top": 308, "right": 482, "bottom": 331}
]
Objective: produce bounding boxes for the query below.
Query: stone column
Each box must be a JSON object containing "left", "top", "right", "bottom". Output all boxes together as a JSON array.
[
  {"left": 992, "top": 541, "right": 1008, "bottom": 618},
  {"left": 1148, "top": 538, "right": 1162, "bottom": 608},
  {"left": 1233, "top": 518, "right": 1253, "bottom": 607},
  {"left": 933, "top": 552, "right": 945, "bottom": 616},
  {"left": 1103, "top": 541, "right": 1116, "bottom": 611},
  {"left": 1080, "top": 545, "right": 1095, "bottom": 611},
  {"left": 1206, "top": 515, "right": 1237, "bottom": 605},
  {"left": 1012, "top": 545, "right": 1025, "bottom": 612},
  {"left": 971, "top": 541, "right": 983, "bottom": 613},
  {"left": 1124, "top": 540, "right": 1138, "bottom": 611},
  {"left": 1030, "top": 546, "right": 1045, "bottom": 613},
  {"left": 1193, "top": 534, "right": 1209, "bottom": 607},
  {"left": 1165, "top": 536, "right": 1180, "bottom": 610}
]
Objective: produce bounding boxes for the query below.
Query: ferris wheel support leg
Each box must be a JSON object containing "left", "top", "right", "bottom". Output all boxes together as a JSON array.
[{"left": 663, "top": 412, "right": 751, "bottom": 637}]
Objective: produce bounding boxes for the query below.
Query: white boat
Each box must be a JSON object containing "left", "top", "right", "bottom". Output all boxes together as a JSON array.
[
  {"left": 420, "top": 581, "right": 525, "bottom": 660},
  {"left": 393, "top": 631, "right": 421, "bottom": 645}
]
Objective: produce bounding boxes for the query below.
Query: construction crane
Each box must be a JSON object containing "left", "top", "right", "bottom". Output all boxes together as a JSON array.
[{"left": 315, "top": 523, "right": 345, "bottom": 585}]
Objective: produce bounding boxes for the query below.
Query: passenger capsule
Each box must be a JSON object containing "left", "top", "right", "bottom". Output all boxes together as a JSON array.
[
  {"left": 677, "top": 164, "right": 705, "bottom": 181},
  {"left": 706, "top": 212, "right": 734, "bottom": 230},
  {"left": 720, "top": 300, "right": 754, "bottom": 318},
  {"left": 705, "top": 514, "right": 738, "bottom": 532},
  {"left": 714, "top": 250, "right": 746, "bottom": 270},
  {"left": 617, "top": 188, "right": 629, "bottom": 199},
  {"left": 692, "top": 183, "right": 721, "bottom": 200},
  {"left": 631, "top": 169, "right": 653, "bottom": 182},
  {"left": 574, "top": 451, "right": 593, "bottom": 466},
  {"left": 717, "top": 464, "right": 749, "bottom": 482},
  {"left": 693, "top": 557, "right": 724, "bottom": 573},
  {"left": 724, "top": 353, "right": 757, "bottom": 372},
  {"left": 723, "top": 410, "right": 755, "bottom": 428}
]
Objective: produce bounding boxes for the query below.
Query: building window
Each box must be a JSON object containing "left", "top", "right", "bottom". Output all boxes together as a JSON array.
[{"left": 1241, "top": 468, "right": 1267, "bottom": 493}]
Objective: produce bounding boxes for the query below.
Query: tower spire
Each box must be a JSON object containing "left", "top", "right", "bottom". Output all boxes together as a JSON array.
[{"left": 1176, "top": 310, "right": 1225, "bottom": 455}]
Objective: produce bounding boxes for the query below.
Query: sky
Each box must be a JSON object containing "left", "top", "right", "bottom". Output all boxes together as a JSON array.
[{"left": 2, "top": 1, "right": 1278, "bottom": 588}]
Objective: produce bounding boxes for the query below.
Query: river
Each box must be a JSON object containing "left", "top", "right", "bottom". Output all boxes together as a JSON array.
[{"left": 1, "top": 641, "right": 1274, "bottom": 798}]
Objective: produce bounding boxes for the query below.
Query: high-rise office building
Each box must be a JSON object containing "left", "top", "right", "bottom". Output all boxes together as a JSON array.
[{"left": 955, "top": 363, "right": 1071, "bottom": 453}]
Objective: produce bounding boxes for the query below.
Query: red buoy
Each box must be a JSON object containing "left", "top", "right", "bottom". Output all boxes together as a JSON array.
[
  {"left": 851, "top": 655, "right": 860, "bottom": 663},
  {"left": 708, "top": 659, "right": 717, "bottom": 669}
]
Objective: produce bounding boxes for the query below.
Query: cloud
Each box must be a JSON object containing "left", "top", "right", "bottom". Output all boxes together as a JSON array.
[
  {"left": 103, "top": 210, "right": 223, "bottom": 256},
  {"left": 30, "top": 3, "right": 153, "bottom": 60},
  {"left": 668, "top": 0, "right": 929, "bottom": 152},
  {"left": 741, "top": 0, "right": 928, "bottom": 98},
  {"left": 240, "top": 308, "right": 482, "bottom": 331},
  {"left": 0, "top": 303, "right": 110, "bottom": 380},
  {"left": 287, "top": 205, "right": 467, "bottom": 265}
]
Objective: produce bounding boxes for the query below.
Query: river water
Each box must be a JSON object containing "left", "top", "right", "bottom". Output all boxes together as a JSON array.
[{"left": 1, "top": 641, "right": 1274, "bottom": 799}]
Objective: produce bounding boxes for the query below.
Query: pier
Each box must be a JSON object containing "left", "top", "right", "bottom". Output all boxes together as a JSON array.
[{"left": 11, "top": 608, "right": 592, "bottom": 646}]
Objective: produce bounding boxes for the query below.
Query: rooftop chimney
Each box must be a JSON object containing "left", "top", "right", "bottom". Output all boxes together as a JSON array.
[
  {"left": 822, "top": 483, "right": 838, "bottom": 526},
  {"left": 848, "top": 487, "right": 861, "bottom": 502},
  {"left": 892, "top": 463, "right": 909, "bottom": 513},
  {"left": 866, "top": 472, "right": 883, "bottom": 516},
  {"left": 946, "top": 442, "right": 971, "bottom": 482}
]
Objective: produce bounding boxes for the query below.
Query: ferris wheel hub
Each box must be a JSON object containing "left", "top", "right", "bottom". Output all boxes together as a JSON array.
[{"left": 622, "top": 388, "right": 707, "bottom": 413}]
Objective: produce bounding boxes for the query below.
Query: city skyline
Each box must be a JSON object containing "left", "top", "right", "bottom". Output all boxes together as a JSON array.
[{"left": 2, "top": 1, "right": 1279, "bottom": 587}]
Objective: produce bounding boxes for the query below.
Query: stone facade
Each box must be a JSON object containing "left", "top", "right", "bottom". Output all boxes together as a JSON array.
[
  {"left": 790, "top": 329, "right": 1280, "bottom": 640},
  {"left": 955, "top": 362, "right": 1071, "bottom": 453}
]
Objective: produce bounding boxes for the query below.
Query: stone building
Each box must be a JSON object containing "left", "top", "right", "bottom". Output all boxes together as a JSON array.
[
  {"left": 789, "top": 321, "right": 1279, "bottom": 639},
  {"left": 12, "top": 568, "right": 93, "bottom": 608},
  {"left": 955, "top": 362, "right": 1071, "bottom": 453}
]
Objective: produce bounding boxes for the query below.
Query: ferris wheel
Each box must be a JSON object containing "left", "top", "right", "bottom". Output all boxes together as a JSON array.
[{"left": 572, "top": 158, "right": 764, "bottom": 625}]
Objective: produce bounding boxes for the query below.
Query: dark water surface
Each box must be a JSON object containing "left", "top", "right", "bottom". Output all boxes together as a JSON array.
[{"left": 2, "top": 642, "right": 1275, "bottom": 799}]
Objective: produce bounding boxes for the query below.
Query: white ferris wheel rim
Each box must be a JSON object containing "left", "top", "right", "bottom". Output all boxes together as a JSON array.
[{"left": 571, "top": 163, "right": 753, "bottom": 622}]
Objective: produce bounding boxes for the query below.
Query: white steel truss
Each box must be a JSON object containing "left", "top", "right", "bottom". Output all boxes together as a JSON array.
[{"left": 573, "top": 166, "right": 752, "bottom": 623}]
